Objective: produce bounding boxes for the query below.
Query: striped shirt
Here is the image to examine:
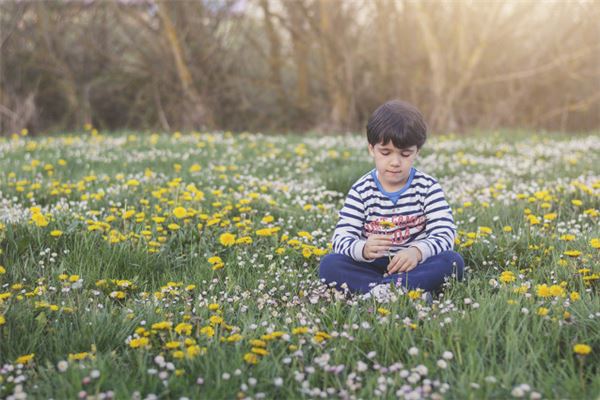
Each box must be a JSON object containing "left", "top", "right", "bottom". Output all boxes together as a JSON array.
[{"left": 332, "top": 167, "right": 456, "bottom": 263}]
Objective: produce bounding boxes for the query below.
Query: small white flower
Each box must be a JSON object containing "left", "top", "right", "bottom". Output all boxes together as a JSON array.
[
  {"left": 442, "top": 351, "right": 454, "bottom": 360},
  {"left": 436, "top": 359, "right": 447, "bottom": 369},
  {"left": 57, "top": 360, "right": 69, "bottom": 372},
  {"left": 408, "top": 347, "right": 419, "bottom": 356},
  {"left": 274, "top": 377, "right": 283, "bottom": 386},
  {"left": 356, "top": 361, "right": 368, "bottom": 372},
  {"left": 511, "top": 387, "right": 525, "bottom": 398}
]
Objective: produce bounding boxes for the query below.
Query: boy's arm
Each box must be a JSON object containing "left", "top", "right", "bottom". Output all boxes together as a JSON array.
[
  {"left": 410, "top": 181, "right": 456, "bottom": 263},
  {"left": 331, "top": 187, "right": 372, "bottom": 262}
]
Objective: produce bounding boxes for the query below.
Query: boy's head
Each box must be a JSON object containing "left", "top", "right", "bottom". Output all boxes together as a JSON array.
[
  {"left": 366, "top": 100, "right": 427, "bottom": 190},
  {"left": 366, "top": 100, "right": 427, "bottom": 150}
]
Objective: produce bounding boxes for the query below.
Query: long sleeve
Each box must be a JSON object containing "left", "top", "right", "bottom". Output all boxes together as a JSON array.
[
  {"left": 410, "top": 181, "right": 456, "bottom": 263},
  {"left": 331, "top": 187, "right": 371, "bottom": 262}
]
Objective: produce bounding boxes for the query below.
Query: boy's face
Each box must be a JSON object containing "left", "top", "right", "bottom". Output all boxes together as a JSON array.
[{"left": 368, "top": 142, "right": 419, "bottom": 190}]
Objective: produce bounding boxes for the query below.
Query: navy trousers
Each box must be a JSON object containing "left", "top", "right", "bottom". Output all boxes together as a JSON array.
[{"left": 319, "top": 251, "right": 465, "bottom": 294}]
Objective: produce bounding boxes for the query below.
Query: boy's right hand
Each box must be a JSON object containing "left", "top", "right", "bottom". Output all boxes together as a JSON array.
[{"left": 362, "top": 234, "right": 393, "bottom": 260}]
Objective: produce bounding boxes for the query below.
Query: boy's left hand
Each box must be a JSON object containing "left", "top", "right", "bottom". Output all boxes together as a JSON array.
[{"left": 387, "top": 247, "right": 422, "bottom": 274}]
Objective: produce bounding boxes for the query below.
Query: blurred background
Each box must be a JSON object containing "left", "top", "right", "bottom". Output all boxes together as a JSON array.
[{"left": 1, "top": 0, "right": 599, "bottom": 136}]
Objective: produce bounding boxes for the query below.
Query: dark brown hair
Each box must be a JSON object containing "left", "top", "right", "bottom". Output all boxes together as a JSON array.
[{"left": 366, "top": 100, "right": 427, "bottom": 149}]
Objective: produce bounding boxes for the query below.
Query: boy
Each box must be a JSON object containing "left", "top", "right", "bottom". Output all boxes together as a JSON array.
[{"left": 319, "top": 100, "right": 464, "bottom": 295}]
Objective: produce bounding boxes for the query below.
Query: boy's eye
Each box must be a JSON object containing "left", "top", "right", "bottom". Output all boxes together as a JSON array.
[{"left": 380, "top": 151, "right": 390, "bottom": 155}]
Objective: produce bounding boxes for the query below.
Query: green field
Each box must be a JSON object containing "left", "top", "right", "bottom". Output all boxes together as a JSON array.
[{"left": 0, "top": 130, "right": 599, "bottom": 399}]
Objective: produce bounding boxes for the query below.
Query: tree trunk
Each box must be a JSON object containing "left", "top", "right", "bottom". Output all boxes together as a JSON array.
[{"left": 157, "top": 1, "right": 213, "bottom": 130}]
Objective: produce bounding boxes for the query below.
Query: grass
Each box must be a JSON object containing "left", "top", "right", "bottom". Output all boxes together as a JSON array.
[{"left": 0, "top": 129, "right": 598, "bottom": 399}]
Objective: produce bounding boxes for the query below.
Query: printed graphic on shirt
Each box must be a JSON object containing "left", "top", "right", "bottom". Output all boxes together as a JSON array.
[{"left": 364, "top": 215, "right": 426, "bottom": 245}]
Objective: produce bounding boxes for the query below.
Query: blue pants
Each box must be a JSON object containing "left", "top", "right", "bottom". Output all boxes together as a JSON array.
[{"left": 319, "top": 251, "right": 464, "bottom": 294}]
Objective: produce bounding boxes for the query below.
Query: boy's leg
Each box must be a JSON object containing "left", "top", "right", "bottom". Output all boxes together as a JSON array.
[
  {"left": 319, "top": 254, "right": 388, "bottom": 294},
  {"left": 382, "top": 251, "right": 464, "bottom": 292}
]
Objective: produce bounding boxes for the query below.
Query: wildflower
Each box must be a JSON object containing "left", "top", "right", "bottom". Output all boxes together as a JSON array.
[
  {"left": 302, "top": 247, "right": 312, "bottom": 258},
  {"left": 537, "top": 307, "right": 549, "bottom": 316},
  {"left": 571, "top": 199, "right": 583, "bottom": 206},
  {"left": 251, "top": 347, "right": 269, "bottom": 356},
  {"left": 16, "top": 353, "right": 35, "bottom": 365},
  {"left": 244, "top": 352, "right": 258, "bottom": 364},
  {"left": 172, "top": 351, "right": 185, "bottom": 359},
  {"left": 407, "top": 289, "right": 422, "bottom": 300},
  {"left": 50, "top": 230, "right": 63, "bottom": 237},
  {"left": 0, "top": 265, "right": 5, "bottom": 274},
  {"left": 292, "top": 327, "right": 309, "bottom": 335},
  {"left": 563, "top": 250, "right": 582, "bottom": 257},
  {"left": 535, "top": 284, "right": 552, "bottom": 298},
  {"left": 503, "top": 226, "right": 513, "bottom": 232},
  {"left": 129, "top": 337, "right": 150, "bottom": 349},
  {"left": 209, "top": 315, "right": 223, "bottom": 326},
  {"left": 57, "top": 360, "right": 69, "bottom": 372},
  {"left": 186, "top": 345, "right": 204, "bottom": 358},
  {"left": 261, "top": 215, "right": 274, "bottom": 224},
  {"left": 570, "top": 291, "right": 580, "bottom": 301},
  {"left": 151, "top": 321, "right": 173, "bottom": 331},
  {"left": 573, "top": 344, "right": 591, "bottom": 355},
  {"left": 208, "top": 303, "right": 220, "bottom": 311},
  {"left": 173, "top": 207, "right": 187, "bottom": 219},
  {"left": 219, "top": 233, "right": 236, "bottom": 246},
  {"left": 224, "top": 333, "right": 243, "bottom": 343},
  {"left": 31, "top": 212, "right": 49, "bottom": 227},
  {"left": 560, "top": 234, "right": 575, "bottom": 241},
  {"left": 68, "top": 352, "right": 93, "bottom": 361},
  {"left": 250, "top": 339, "right": 267, "bottom": 347},
  {"left": 478, "top": 226, "right": 493, "bottom": 235},
  {"left": 175, "top": 323, "right": 192, "bottom": 335},
  {"left": 165, "top": 341, "right": 181, "bottom": 350},
  {"left": 110, "top": 291, "right": 126, "bottom": 300},
  {"left": 200, "top": 326, "right": 215, "bottom": 337},
  {"left": 377, "top": 307, "right": 391, "bottom": 316},
  {"left": 0, "top": 315, "right": 5, "bottom": 326},
  {"left": 499, "top": 271, "right": 516, "bottom": 284}
]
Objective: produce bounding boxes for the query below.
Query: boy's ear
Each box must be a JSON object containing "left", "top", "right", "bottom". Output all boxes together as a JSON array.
[{"left": 368, "top": 144, "right": 374, "bottom": 156}]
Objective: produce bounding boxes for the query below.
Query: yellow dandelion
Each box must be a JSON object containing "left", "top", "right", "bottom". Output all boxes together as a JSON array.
[
  {"left": 173, "top": 207, "right": 187, "bottom": 219},
  {"left": 175, "top": 322, "right": 193, "bottom": 336},
  {"left": 219, "top": 232, "right": 236, "bottom": 246},
  {"left": 573, "top": 344, "right": 591, "bottom": 355},
  {"left": 244, "top": 352, "right": 258, "bottom": 364},
  {"left": 151, "top": 321, "right": 173, "bottom": 331},
  {"left": 15, "top": 353, "right": 34, "bottom": 365},
  {"left": 563, "top": 250, "right": 582, "bottom": 257},
  {"left": 50, "top": 230, "right": 63, "bottom": 237}
]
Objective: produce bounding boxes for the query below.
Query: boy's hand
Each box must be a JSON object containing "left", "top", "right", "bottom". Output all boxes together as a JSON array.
[
  {"left": 362, "top": 234, "right": 393, "bottom": 260},
  {"left": 387, "top": 247, "right": 422, "bottom": 274}
]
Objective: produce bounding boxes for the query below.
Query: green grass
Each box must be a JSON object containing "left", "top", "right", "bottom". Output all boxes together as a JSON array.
[{"left": 0, "top": 130, "right": 598, "bottom": 399}]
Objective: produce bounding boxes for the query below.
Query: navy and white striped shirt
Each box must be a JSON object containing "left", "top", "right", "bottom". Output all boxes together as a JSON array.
[{"left": 332, "top": 167, "right": 456, "bottom": 262}]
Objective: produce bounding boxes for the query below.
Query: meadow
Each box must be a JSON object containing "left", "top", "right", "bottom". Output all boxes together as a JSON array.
[{"left": 0, "top": 129, "right": 598, "bottom": 399}]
